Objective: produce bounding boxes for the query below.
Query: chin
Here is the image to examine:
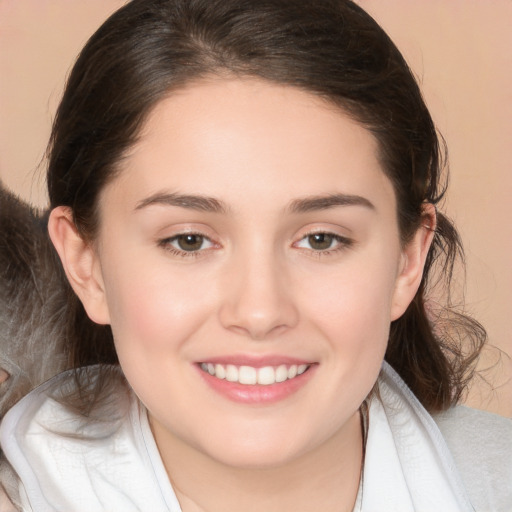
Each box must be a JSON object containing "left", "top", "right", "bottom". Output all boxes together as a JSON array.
[
  {"left": 193, "top": 422, "right": 325, "bottom": 471},
  {"left": 207, "top": 444, "right": 305, "bottom": 471}
]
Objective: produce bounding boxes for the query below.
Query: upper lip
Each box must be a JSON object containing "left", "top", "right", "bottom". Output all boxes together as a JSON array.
[{"left": 197, "top": 354, "right": 314, "bottom": 368}]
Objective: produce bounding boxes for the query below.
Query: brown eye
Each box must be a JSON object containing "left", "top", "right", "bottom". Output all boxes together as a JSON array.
[
  {"left": 307, "top": 233, "right": 335, "bottom": 250},
  {"left": 176, "top": 234, "right": 205, "bottom": 251},
  {"left": 295, "top": 231, "right": 353, "bottom": 254},
  {"left": 160, "top": 232, "right": 215, "bottom": 256}
]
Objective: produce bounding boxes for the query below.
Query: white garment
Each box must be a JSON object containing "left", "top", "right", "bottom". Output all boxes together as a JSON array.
[
  {"left": 0, "top": 363, "right": 511, "bottom": 511},
  {"left": 363, "top": 366, "right": 512, "bottom": 511}
]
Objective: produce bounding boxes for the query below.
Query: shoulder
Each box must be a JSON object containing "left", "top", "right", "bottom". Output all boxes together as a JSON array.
[
  {"left": 1, "top": 364, "right": 132, "bottom": 458},
  {"left": 434, "top": 403, "right": 512, "bottom": 447},
  {"left": 1, "top": 365, "right": 131, "bottom": 443},
  {"left": 378, "top": 363, "right": 512, "bottom": 511},
  {"left": 433, "top": 405, "right": 512, "bottom": 512},
  {"left": 0, "top": 366, "right": 129, "bottom": 510},
  {"left": 0, "top": 366, "right": 178, "bottom": 511}
]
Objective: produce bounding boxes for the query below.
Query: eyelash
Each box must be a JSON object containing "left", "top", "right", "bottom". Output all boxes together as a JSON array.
[
  {"left": 158, "top": 231, "right": 354, "bottom": 259},
  {"left": 294, "top": 231, "right": 354, "bottom": 258},
  {"left": 158, "top": 233, "right": 216, "bottom": 259}
]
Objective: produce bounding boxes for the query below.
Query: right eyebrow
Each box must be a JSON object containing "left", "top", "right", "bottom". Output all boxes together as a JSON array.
[
  {"left": 286, "top": 193, "right": 376, "bottom": 214},
  {"left": 134, "top": 192, "right": 229, "bottom": 214}
]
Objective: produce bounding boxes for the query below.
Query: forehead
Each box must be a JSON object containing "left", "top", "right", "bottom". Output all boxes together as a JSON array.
[{"left": 104, "top": 78, "right": 395, "bottom": 216}]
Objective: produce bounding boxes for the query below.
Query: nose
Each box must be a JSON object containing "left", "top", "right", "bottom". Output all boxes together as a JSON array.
[{"left": 218, "top": 250, "right": 299, "bottom": 340}]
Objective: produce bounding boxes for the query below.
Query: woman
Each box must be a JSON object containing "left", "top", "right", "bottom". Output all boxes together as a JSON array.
[{"left": 1, "top": 0, "right": 510, "bottom": 510}]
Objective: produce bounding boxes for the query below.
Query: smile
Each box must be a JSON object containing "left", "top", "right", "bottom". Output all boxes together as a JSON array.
[{"left": 199, "top": 363, "right": 310, "bottom": 385}]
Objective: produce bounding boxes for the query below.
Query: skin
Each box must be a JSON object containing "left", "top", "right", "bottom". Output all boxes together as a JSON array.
[
  {"left": 0, "top": 370, "right": 8, "bottom": 385},
  {"left": 49, "top": 78, "right": 434, "bottom": 512}
]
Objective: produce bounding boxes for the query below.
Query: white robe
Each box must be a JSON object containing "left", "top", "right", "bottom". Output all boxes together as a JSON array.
[{"left": 1, "top": 363, "right": 511, "bottom": 511}]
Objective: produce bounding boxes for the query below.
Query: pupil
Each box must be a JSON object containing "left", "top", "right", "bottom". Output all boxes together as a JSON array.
[
  {"left": 177, "top": 234, "right": 203, "bottom": 251},
  {"left": 309, "top": 233, "right": 333, "bottom": 250}
]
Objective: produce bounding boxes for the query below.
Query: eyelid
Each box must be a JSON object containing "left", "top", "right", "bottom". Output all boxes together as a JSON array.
[
  {"left": 157, "top": 229, "right": 221, "bottom": 258},
  {"left": 165, "top": 233, "right": 214, "bottom": 248},
  {"left": 293, "top": 227, "right": 354, "bottom": 254}
]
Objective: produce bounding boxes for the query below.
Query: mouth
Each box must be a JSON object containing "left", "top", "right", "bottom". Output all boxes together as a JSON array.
[
  {"left": 199, "top": 362, "right": 310, "bottom": 386},
  {"left": 196, "top": 358, "right": 315, "bottom": 404}
]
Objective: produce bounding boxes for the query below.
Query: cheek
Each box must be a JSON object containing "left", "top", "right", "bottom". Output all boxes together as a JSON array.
[
  {"left": 297, "top": 250, "right": 399, "bottom": 382},
  {"left": 303, "top": 256, "right": 398, "bottom": 332},
  {"left": 101, "top": 255, "right": 213, "bottom": 356}
]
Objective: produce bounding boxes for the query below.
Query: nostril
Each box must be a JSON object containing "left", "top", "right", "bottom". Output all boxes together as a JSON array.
[{"left": 0, "top": 369, "right": 10, "bottom": 384}]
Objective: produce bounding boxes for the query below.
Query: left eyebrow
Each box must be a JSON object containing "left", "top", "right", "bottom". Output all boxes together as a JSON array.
[
  {"left": 134, "top": 192, "right": 229, "bottom": 214},
  {"left": 286, "top": 193, "right": 376, "bottom": 214}
]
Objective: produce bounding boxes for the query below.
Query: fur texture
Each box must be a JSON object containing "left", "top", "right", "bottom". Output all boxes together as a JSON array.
[{"left": 0, "top": 182, "right": 69, "bottom": 509}]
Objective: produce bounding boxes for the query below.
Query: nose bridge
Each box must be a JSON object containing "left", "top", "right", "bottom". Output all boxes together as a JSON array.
[{"left": 218, "top": 241, "right": 298, "bottom": 339}]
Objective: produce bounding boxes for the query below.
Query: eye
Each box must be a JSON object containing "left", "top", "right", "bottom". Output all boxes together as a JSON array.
[
  {"left": 160, "top": 233, "right": 215, "bottom": 254},
  {"left": 303, "top": 233, "right": 336, "bottom": 251},
  {"left": 295, "top": 232, "right": 352, "bottom": 253}
]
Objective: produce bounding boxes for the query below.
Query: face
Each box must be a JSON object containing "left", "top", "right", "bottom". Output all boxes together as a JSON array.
[{"left": 81, "top": 79, "right": 420, "bottom": 469}]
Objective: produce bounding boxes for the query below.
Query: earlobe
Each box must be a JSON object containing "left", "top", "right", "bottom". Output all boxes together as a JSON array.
[
  {"left": 390, "top": 204, "right": 436, "bottom": 321},
  {"left": 48, "top": 207, "right": 110, "bottom": 325}
]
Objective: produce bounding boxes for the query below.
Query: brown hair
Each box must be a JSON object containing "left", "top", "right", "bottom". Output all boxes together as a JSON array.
[{"left": 47, "top": 0, "right": 485, "bottom": 412}]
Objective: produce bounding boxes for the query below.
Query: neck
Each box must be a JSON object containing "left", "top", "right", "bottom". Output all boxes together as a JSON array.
[{"left": 152, "top": 411, "right": 363, "bottom": 512}]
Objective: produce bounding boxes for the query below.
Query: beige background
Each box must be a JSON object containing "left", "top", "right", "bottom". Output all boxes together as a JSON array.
[{"left": 0, "top": 0, "right": 511, "bottom": 416}]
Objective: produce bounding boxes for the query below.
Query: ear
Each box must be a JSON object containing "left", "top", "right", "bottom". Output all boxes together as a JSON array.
[
  {"left": 48, "top": 206, "right": 110, "bottom": 325},
  {"left": 390, "top": 203, "right": 436, "bottom": 321}
]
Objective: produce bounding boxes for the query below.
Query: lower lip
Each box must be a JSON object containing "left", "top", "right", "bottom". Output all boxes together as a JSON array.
[{"left": 197, "top": 365, "right": 316, "bottom": 405}]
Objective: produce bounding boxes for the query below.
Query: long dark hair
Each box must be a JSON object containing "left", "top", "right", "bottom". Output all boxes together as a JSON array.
[{"left": 47, "top": 0, "right": 485, "bottom": 412}]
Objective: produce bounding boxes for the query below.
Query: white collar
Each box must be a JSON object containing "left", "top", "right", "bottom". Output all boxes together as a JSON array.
[{"left": 360, "top": 362, "right": 474, "bottom": 511}]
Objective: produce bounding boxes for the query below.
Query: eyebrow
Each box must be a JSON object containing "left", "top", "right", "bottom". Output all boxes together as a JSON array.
[
  {"left": 286, "top": 193, "right": 375, "bottom": 214},
  {"left": 135, "top": 192, "right": 228, "bottom": 214},
  {"left": 134, "top": 191, "right": 375, "bottom": 215}
]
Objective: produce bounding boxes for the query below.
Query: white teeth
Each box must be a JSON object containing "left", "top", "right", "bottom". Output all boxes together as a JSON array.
[
  {"left": 225, "top": 364, "right": 238, "bottom": 382},
  {"left": 215, "top": 364, "right": 226, "bottom": 379},
  {"left": 257, "top": 366, "right": 275, "bottom": 385},
  {"left": 297, "top": 364, "right": 308, "bottom": 375},
  {"left": 239, "top": 366, "right": 257, "bottom": 385},
  {"left": 201, "top": 362, "right": 309, "bottom": 385},
  {"left": 275, "top": 365, "right": 288, "bottom": 383}
]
